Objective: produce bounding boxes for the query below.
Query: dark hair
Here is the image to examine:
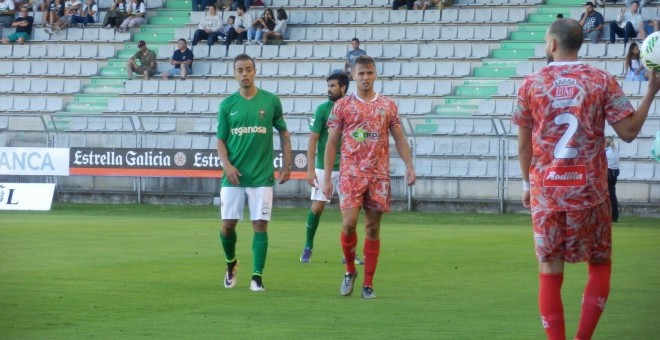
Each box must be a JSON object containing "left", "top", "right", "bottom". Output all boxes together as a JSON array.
[
  {"left": 631, "top": 0, "right": 639, "bottom": 5},
  {"left": 625, "top": 42, "right": 641, "bottom": 71},
  {"left": 263, "top": 8, "right": 274, "bottom": 18},
  {"left": 556, "top": 13, "right": 564, "bottom": 18},
  {"left": 327, "top": 72, "right": 350, "bottom": 92},
  {"left": 351, "top": 37, "right": 360, "bottom": 44},
  {"left": 354, "top": 55, "right": 375, "bottom": 69},
  {"left": 228, "top": 15, "right": 236, "bottom": 21},
  {"left": 237, "top": 3, "right": 245, "bottom": 11},
  {"left": 276, "top": 7, "right": 287, "bottom": 20},
  {"left": 207, "top": 4, "right": 215, "bottom": 10},
  {"left": 547, "top": 19, "right": 583, "bottom": 53},
  {"left": 234, "top": 53, "right": 255, "bottom": 69},
  {"left": 178, "top": 38, "right": 187, "bottom": 44}
]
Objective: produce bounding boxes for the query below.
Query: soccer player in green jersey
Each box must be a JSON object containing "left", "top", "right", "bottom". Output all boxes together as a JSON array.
[
  {"left": 300, "top": 72, "right": 363, "bottom": 264},
  {"left": 216, "top": 53, "right": 292, "bottom": 292}
]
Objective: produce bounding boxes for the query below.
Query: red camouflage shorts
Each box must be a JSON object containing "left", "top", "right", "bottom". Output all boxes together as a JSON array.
[
  {"left": 338, "top": 175, "right": 391, "bottom": 212},
  {"left": 532, "top": 200, "right": 612, "bottom": 263}
]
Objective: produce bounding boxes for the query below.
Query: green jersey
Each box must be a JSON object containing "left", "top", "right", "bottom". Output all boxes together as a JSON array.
[
  {"left": 217, "top": 88, "right": 287, "bottom": 187},
  {"left": 309, "top": 100, "right": 340, "bottom": 171}
]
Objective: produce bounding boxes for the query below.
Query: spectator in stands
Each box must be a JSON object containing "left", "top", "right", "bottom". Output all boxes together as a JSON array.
[
  {"left": 608, "top": 1, "right": 642, "bottom": 44},
  {"left": 191, "top": 0, "right": 211, "bottom": 12},
  {"left": 50, "top": 0, "right": 81, "bottom": 34},
  {"left": 638, "top": 18, "right": 659, "bottom": 40},
  {"left": 191, "top": 4, "right": 221, "bottom": 46},
  {"left": 392, "top": 0, "right": 414, "bottom": 10},
  {"left": 209, "top": 15, "right": 234, "bottom": 45},
  {"left": 71, "top": 0, "right": 97, "bottom": 28},
  {"left": 246, "top": 7, "right": 274, "bottom": 45},
  {"left": 117, "top": 0, "right": 145, "bottom": 32},
  {"left": 623, "top": 42, "right": 649, "bottom": 81},
  {"left": 41, "top": 0, "right": 63, "bottom": 31},
  {"left": 162, "top": 38, "right": 194, "bottom": 80},
  {"left": 0, "top": 0, "right": 17, "bottom": 28},
  {"left": 102, "top": 0, "right": 127, "bottom": 29},
  {"left": 625, "top": 0, "right": 649, "bottom": 10},
  {"left": 578, "top": 2, "right": 604, "bottom": 44},
  {"left": 230, "top": 0, "right": 252, "bottom": 12},
  {"left": 1, "top": 6, "right": 32, "bottom": 45},
  {"left": 344, "top": 38, "right": 366, "bottom": 76},
  {"left": 14, "top": 0, "right": 34, "bottom": 12},
  {"left": 261, "top": 7, "right": 287, "bottom": 45},
  {"left": 556, "top": 13, "right": 564, "bottom": 19},
  {"left": 605, "top": 136, "right": 620, "bottom": 222},
  {"left": 223, "top": 4, "right": 252, "bottom": 48},
  {"left": 413, "top": 0, "right": 442, "bottom": 10},
  {"left": 127, "top": 40, "right": 156, "bottom": 80}
]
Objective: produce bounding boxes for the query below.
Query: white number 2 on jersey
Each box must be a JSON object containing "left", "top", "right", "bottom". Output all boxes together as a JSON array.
[{"left": 553, "top": 113, "right": 578, "bottom": 159}]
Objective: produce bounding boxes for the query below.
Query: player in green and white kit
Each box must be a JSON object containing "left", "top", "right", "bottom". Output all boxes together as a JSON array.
[
  {"left": 300, "top": 72, "right": 362, "bottom": 265},
  {"left": 216, "top": 53, "right": 292, "bottom": 292}
]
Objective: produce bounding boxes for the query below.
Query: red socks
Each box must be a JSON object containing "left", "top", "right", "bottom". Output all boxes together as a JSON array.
[
  {"left": 363, "top": 239, "right": 380, "bottom": 287},
  {"left": 539, "top": 273, "right": 566, "bottom": 340},
  {"left": 340, "top": 232, "right": 357, "bottom": 274},
  {"left": 576, "top": 262, "right": 611, "bottom": 340}
]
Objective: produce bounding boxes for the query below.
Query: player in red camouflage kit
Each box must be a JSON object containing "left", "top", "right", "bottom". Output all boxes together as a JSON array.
[
  {"left": 513, "top": 19, "right": 660, "bottom": 339},
  {"left": 323, "top": 55, "right": 416, "bottom": 299}
]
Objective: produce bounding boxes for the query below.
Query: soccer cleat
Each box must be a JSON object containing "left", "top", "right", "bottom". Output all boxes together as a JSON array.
[
  {"left": 300, "top": 247, "right": 312, "bottom": 263},
  {"left": 342, "top": 256, "right": 365, "bottom": 265},
  {"left": 249, "top": 275, "right": 266, "bottom": 292},
  {"left": 224, "top": 260, "right": 238, "bottom": 288},
  {"left": 361, "top": 286, "right": 376, "bottom": 299},
  {"left": 340, "top": 272, "right": 358, "bottom": 296}
]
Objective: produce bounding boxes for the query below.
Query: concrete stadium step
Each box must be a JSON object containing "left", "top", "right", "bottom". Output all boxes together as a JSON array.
[
  {"left": 100, "top": 66, "right": 128, "bottom": 77},
  {"left": 132, "top": 32, "right": 174, "bottom": 44},
  {"left": 139, "top": 26, "right": 179, "bottom": 34},
  {"left": 516, "top": 24, "right": 553, "bottom": 33},
  {"left": 527, "top": 13, "right": 561, "bottom": 24},
  {"left": 544, "top": 0, "right": 580, "bottom": 5},
  {"left": 163, "top": 0, "right": 192, "bottom": 9},
  {"left": 490, "top": 48, "right": 535, "bottom": 59},
  {"left": 472, "top": 66, "right": 516, "bottom": 78},
  {"left": 82, "top": 84, "right": 124, "bottom": 94},
  {"left": 88, "top": 78, "right": 126, "bottom": 86},
  {"left": 149, "top": 16, "right": 190, "bottom": 25},
  {"left": 64, "top": 101, "right": 110, "bottom": 113},
  {"left": 509, "top": 30, "right": 545, "bottom": 41}
]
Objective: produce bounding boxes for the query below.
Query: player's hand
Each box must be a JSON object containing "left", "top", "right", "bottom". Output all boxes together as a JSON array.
[
  {"left": 322, "top": 179, "right": 332, "bottom": 199},
  {"left": 647, "top": 69, "right": 660, "bottom": 96},
  {"left": 278, "top": 167, "right": 291, "bottom": 184},
  {"left": 522, "top": 190, "right": 531, "bottom": 208},
  {"left": 405, "top": 166, "right": 416, "bottom": 186},
  {"left": 306, "top": 170, "right": 316, "bottom": 187},
  {"left": 223, "top": 164, "right": 241, "bottom": 186}
]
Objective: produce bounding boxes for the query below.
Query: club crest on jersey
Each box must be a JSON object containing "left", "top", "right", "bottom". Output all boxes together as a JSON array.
[
  {"left": 543, "top": 165, "right": 587, "bottom": 187},
  {"left": 258, "top": 109, "right": 265, "bottom": 119},
  {"left": 548, "top": 78, "right": 583, "bottom": 108},
  {"left": 378, "top": 108, "right": 385, "bottom": 115}
]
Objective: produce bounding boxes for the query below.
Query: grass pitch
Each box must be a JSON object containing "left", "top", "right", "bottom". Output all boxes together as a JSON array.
[{"left": 1, "top": 204, "right": 658, "bottom": 339}]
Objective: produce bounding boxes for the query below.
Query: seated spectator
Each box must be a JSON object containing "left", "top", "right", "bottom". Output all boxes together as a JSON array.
[
  {"left": 638, "top": 18, "right": 659, "bottom": 40},
  {"left": 162, "top": 38, "right": 194, "bottom": 80},
  {"left": 127, "top": 40, "right": 156, "bottom": 80},
  {"left": 247, "top": 7, "right": 274, "bottom": 45},
  {"left": 578, "top": 2, "right": 604, "bottom": 44},
  {"left": 223, "top": 3, "right": 252, "bottom": 48},
  {"left": 413, "top": 0, "right": 442, "bottom": 10},
  {"left": 556, "top": 13, "right": 564, "bottom": 20},
  {"left": 50, "top": 0, "right": 81, "bottom": 34},
  {"left": 344, "top": 38, "right": 366, "bottom": 75},
  {"left": 0, "top": 0, "right": 17, "bottom": 28},
  {"left": 14, "top": 0, "right": 34, "bottom": 12},
  {"left": 191, "top": 4, "right": 221, "bottom": 46},
  {"left": 1, "top": 6, "right": 32, "bottom": 45},
  {"left": 609, "top": 1, "right": 642, "bottom": 44},
  {"left": 230, "top": 0, "right": 252, "bottom": 12},
  {"left": 392, "top": 0, "right": 414, "bottom": 10},
  {"left": 41, "top": 0, "right": 63, "bottom": 30},
  {"left": 209, "top": 15, "right": 234, "bottom": 45},
  {"left": 261, "top": 7, "right": 286, "bottom": 45},
  {"left": 71, "top": 0, "right": 97, "bottom": 28},
  {"left": 623, "top": 42, "right": 649, "bottom": 81},
  {"left": 117, "top": 0, "right": 145, "bottom": 32},
  {"left": 191, "top": 0, "right": 211, "bottom": 12},
  {"left": 102, "top": 0, "right": 128, "bottom": 29}
]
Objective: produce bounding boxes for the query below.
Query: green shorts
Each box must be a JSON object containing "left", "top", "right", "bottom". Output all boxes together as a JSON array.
[{"left": 7, "top": 32, "right": 31, "bottom": 43}]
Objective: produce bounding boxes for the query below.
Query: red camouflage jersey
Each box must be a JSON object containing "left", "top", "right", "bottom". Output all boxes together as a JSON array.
[
  {"left": 327, "top": 93, "right": 401, "bottom": 180},
  {"left": 512, "top": 61, "right": 634, "bottom": 211}
]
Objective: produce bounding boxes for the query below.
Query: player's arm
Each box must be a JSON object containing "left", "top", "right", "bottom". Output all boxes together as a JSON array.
[
  {"left": 306, "top": 131, "right": 320, "bottom": 187},
  {"left": 216, "top": 138, "right": 241, "bottom": 186},
  {"left": 518, "top": 125, "right": 532, "bottom": 208},
  {"left": 278, "top": 129, "right": 292, "bottom": 184},
  {"left": 323, "top": 128, "right": 340, "bottom": 198},
  {"left": 611, "top": 70, "right": 660, "bottom": 142},
  {"left": 391, "top": 125, "right": 416, "bottom": 186}
]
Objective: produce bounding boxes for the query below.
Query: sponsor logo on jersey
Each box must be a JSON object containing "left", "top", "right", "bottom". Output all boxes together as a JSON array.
[
  {"left": 351, "top": 127, "right": 380, "bottom": 142},
  {"left": 548, "top": 78, "right": 583, "bottom": 108},
  {"left": 543, "top": 165, "right": 587, "bottom": 187},
  {"left": 259, "top": 109, "right": 265, "bottom": 119},
  {"left": 230, "top": 126, "right": 268, "bottom": 136}
]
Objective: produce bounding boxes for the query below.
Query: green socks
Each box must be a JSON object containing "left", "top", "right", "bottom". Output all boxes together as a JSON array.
[
  {"left": 305, "top": 210, "right": 321, "bottom": 249},
  {"left": 252, "top": 231, "right": 268, "bottom": 276},
  {"left": 219, "top": 229, "right": 237, "bottom": 263}
]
